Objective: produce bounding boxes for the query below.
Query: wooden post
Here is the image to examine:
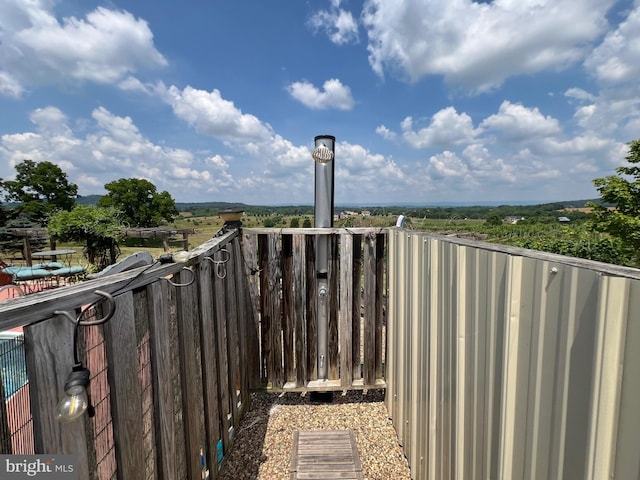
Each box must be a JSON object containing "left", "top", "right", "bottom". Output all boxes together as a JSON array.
[
  {"left": 182, "top": 232, "right": 189, "bottom": 251},
  {"left": 23, "top": 235, "right": 33, "bottom": 267}
]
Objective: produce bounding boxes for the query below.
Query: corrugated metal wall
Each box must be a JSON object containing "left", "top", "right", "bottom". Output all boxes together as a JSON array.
[{"left": 386, "top": 228, "right": 640, "bottom": 480}]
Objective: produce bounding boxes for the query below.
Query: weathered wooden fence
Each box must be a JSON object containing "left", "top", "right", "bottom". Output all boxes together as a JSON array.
[
  {"left": 0, "top": 230, "right": 253, "bottom": 479},
  {"left": 241, "top": 227, "right": 387, "bottom": 391},
  {"left": 386, "top": 228, "right": 640, "bottom": 480}
]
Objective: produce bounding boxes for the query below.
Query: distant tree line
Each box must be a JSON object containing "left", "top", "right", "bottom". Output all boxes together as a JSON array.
[
  {"left": 1, "top": 160, "right": 178, "bottom": 270},
  {"left": 2, "top": 139, "right": 640, "bottom": 268}
]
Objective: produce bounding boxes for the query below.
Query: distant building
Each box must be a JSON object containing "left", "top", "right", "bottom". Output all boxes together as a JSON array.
[
  {"left": 504, "top": 216, "right": 524, "bottom": 224},
  {"left": 558, "top": 216, "right": 571, "bottom": 223},
  {"left": 361, "top": 210, "right": 371, "bottom": 217}
]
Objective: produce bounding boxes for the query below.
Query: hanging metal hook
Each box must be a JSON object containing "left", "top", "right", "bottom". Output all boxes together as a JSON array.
[
  {"left": 205, "top": 248, "right": 231, "bottom": 279},
  {"left": 55, "top": 290, "right": 116, "bottom": 327},
  {"left": 163, "top": 266, "right": 195, "bottom": 287}
]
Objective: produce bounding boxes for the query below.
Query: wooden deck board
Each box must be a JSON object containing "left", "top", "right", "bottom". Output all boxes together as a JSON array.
[{"left": 290, "top": 430, "right": 363, "bottom": 480}]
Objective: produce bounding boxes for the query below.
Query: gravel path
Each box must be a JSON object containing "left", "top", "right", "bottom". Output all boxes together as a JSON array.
[{"left": 218, "top": 389, "right": 411, "bottom": 480}]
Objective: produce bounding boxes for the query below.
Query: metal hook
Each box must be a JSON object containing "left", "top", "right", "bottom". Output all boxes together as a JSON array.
[
  {"left": 205, "top": 248, "right": 231, "bottom": 279},
  {"left": 55, "top": 290, "right": 116, "bottom": 327},
  {"left": 163, "top": 266, "right": 195, "bottom": 287}
]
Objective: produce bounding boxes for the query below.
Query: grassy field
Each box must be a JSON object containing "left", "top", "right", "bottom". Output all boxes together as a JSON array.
[{"left": 6, "top": 211, "right": 632, "bottom": 270}]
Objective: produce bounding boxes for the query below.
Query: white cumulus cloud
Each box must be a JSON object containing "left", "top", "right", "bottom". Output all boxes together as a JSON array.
[
  {"left": 0, "top": 3, "right": 167, "bottom": 96},
  {"left": 308, "top": 3, "right": 359, "bottom": 45},
  {"left": 287, "top": 78, "right": 355, "bottom": 110},
  {"left": 361, "top": 0, "right": 615, "bottom": 91}
]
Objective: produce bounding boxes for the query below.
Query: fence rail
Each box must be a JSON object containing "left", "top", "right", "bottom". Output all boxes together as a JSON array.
[{"left": 386, "top": 228, "right": 640, "bottom": 480}]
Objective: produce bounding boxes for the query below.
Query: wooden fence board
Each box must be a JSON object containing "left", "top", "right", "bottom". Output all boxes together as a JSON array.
[
  {"left": 104, "top": 291, "right": 144, "bottom": 480},
  {"left": 242, "top": 233, "right": 261, "bottom": 389},
  {"left": 328, "top": 235, "right": 339, "bottom": 380},
  {"left": 221, "top": 248, "right": 240, "bottom": 425},
  {"left": 282, "top": 235, "right": 296, "bottom": 383},
  {"left": 339, "top": 234, "right": 354, "bottom": 388},
  {"left": 293, "top": 235, "right": 308, "bottom": 387},
  {"left": 175, "top": 274, "right": 207, "bottom": 480},
  {"left": 376, "top": 234, "right": 385, "bottom": 380},
  {"left": 305, "top": 236, "right": 317, "bottom": 380},
  {"left": 352, "top": 235, "right": 362, "bottom": 383},
  {"left": 213, "top": 257, "right": 232, "bottom": 452},
  {"left": 363, "top": 235, "right": 377, "bottom": 385},
  {"left": 232, "top": 237, "right": 251, "bottom": 403},
  {"left": 147, "top": 281, "right": 178, "bottom": 480},
  {"left": 24, "top": 315, "right": 90, "bottom": 478},
  {"left": 197, "top": 260, "right": 221, "bottom": 478}
]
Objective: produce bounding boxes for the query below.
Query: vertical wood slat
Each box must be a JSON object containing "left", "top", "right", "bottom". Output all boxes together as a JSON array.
[
  {"left": 175, "top": 276, "right": 207, "bottom": 480},
  {"left": 339, "top": 233, "right": 354, "bottom": 387},
  {"left": 282, "top": 235, "right": 296, "bottom": 383},
  {"left": 293, "top": 235, "right": 307, "bottom": 386},
  {"left": 305, "top": 236, "right": 317, "bottom": 380},
  {"left": 363, "top": 234, "right": 377, "bottom": 385},
  {"left": 231, "top": 237, "right": 250, "bottom": 404},
  {"left": 103, "top": 291, "right": 145, "bottom": 480},
  {"left": 352, "top": 235, "right": 362, "bottom": 382},
  {"left": 147, "top": 281, "right": 178, "bottom": 480},
  {"left": 221, "top": 248, "right": 240, "bottom": 426},
  {"left": 213, "top": 257, "right": 231, "bottom": 453},
  {"left": 328, "top": 235, "right": 339, "bottom": 380},
  {"left": 375, "top": 234, "right": 385, "bottom": 380},
  {"left": 23, "top": 315, "right": 90, "bottom": 478},
  {"left": 242, "top": 233, "right": 261, "bottom": 389},
  {"left": 258, "top": 235, "right": 270, "bottom": 383},
  {"left": 268, "top": 234, "right": 283, "bottom": 387},
  {"left": 197, "top": 260, "right": 221, "bottom": 478}
]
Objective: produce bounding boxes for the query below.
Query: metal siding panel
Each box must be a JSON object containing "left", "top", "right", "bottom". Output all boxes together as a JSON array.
[
  {"left": 384, "top": 231, "right": 640, "bottom": 480},
  {"left": 427, "top": 238, "right": 440, "bottom": 480},
  {"left": 614, "top": 279, "right": 640, "bottom": 480},
  {"left": 587, "top": 275, "right": 630, "bottom": 480}
]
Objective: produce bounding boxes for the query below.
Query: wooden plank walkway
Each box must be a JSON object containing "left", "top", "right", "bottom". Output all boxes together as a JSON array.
[{"left": 290, "top": 430, "right": 363, "bottom": 479}]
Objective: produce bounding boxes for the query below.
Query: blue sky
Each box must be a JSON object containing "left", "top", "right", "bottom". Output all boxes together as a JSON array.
[{"left": 1, "top": 0, "right": 639, "bottom": 205}]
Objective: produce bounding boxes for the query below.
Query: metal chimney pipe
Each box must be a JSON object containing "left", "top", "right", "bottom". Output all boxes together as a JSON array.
[{"left": 311, "top": 135, "right": 335, "bottom": 381}]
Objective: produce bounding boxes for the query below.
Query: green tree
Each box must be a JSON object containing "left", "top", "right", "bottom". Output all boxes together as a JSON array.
[
  {"left": 48, "top": 205, "right": 124, "bottom": 270},
  {"left": 588, "top": 139, "right": 640, "bottom": 265},
  {"left": 290, "top": 217, "right": 300, "bottom": 228},
  {"left": 485, "top": 214, "right": 503, "bottom": 226},
  {"left": 98, "top": 178, "right": 178, "bottom": 227},
  {"left": 302, "top": 218, "right": 312, "bottom": 228},
  {"left": 1, "top": 160, "right": 77, "bottom": 225}
]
